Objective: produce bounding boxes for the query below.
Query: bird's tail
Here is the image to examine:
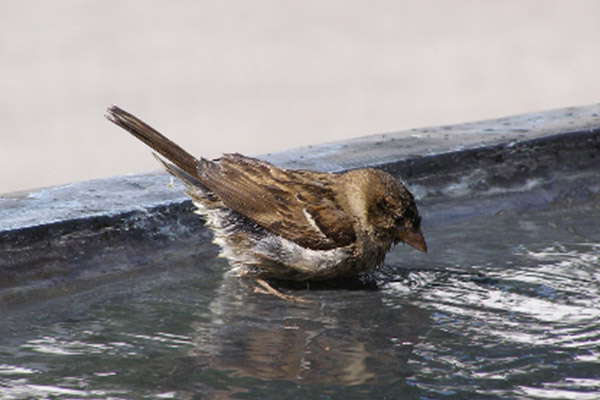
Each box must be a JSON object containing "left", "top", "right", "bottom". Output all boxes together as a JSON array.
[{"left": 105, "top": 106, "right": 199, "bottom": 178}]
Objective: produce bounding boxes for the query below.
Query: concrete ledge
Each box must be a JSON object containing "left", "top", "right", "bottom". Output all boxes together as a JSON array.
[{"left": 1, "top": 104, "right": 600, "bottom": 298}]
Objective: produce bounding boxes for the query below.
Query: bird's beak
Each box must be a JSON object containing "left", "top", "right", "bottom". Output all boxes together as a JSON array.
[{"left": 401, "top": 230, "right": 427, "bottom": 253}]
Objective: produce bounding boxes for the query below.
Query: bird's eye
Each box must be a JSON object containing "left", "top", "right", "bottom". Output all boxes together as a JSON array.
[{"left": 376, "top": 199, "right": 389, "bottom": 213}]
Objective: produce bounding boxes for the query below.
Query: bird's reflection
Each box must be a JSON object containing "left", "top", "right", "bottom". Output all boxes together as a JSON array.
[{"left": 188, "top": 272, "right": 427, "bottom": 385}]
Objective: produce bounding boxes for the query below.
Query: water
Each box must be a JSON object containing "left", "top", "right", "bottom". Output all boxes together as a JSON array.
[{"left": 1, "top": 196, "right": 599, "bottom": 399}]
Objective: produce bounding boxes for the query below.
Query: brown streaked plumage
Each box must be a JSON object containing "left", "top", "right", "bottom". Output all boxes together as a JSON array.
[{"left": 106, "top": 106, "right": 426, "bottom": 283}]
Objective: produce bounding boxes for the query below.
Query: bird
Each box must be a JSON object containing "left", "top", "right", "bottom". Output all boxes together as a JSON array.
[{"left": 106, "top": 106, "right": 426, "bottom": 299}]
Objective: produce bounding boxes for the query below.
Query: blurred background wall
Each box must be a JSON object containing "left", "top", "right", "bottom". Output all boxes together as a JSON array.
[{"left": 2, "top": 0, "right": 600, "bottom": 193}]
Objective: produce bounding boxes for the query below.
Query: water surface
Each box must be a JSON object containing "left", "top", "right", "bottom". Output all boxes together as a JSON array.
[{"left": 1, "top": 196, "right": 599, "bottom": 399}]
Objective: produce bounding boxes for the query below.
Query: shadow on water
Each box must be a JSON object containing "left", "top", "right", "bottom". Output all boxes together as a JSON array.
[{"left": 1, "top": 199, "right": 600, "bottom": 397}]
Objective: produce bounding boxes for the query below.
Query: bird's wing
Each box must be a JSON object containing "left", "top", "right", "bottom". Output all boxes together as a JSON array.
[{"left": 198, "top": 153, "right": 356, "bottom": 250}]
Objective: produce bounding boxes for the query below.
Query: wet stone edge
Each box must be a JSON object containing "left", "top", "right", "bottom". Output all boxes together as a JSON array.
[{"left": 1, "top": 104, "right": 599, "bottom": 291}]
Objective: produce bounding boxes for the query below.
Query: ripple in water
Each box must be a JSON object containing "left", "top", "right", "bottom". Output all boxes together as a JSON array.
[{"left": 393, "top": 238, "right": 600, "bottom": 399}]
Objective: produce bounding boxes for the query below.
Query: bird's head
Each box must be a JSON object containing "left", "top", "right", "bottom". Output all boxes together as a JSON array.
[{"left": 364, "top": 169, "right": 427, "bottom": 253}]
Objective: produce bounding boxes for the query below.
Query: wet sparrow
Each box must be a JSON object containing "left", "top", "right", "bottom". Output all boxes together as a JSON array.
[{"left": 106, "top": 106, "right": 426, "bottom": 285}]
